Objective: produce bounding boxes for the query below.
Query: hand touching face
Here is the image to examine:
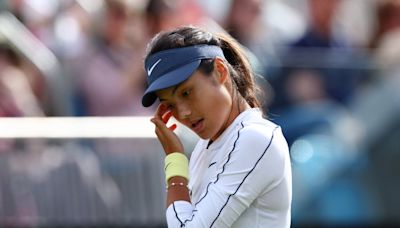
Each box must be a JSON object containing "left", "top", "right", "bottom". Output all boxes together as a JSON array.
[
  {"left": 151, "top": 103, "right": 183, "bottom": 155},
  {"left": 155, "top": 62, "right": 232, "bottom": 141}
]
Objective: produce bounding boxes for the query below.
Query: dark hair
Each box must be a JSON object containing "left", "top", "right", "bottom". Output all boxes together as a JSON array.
[{"left": 145, "top": 26, "right": 261, "bottom": 108}]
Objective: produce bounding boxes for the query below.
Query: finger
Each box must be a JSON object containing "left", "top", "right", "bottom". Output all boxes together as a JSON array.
[
  {"left": 152, "top": 117, "right": 176, "bottom": 135},
  {"left": 152, "top": 119, "right": 175, "bottom": 147},
  {"left": 154, "top": 126, "right": 164, "bottom": 141},
  {"left": 155, "top": 103, "right": 169, "bottom": 120},
  {"left": 151, "top": 117, "right": 169, "bottom": 132},
  {"left": 162, "top": 110, "right": 173, "bottom": 124},
  {"left": 168, "top": 124, "right": 177, "bottom": 131},
  {"left": 151, "top": 118, "right": 184, "bottom": 154},
  {"left": 152, "top": 119, "right": 167, "bottom": 140}
]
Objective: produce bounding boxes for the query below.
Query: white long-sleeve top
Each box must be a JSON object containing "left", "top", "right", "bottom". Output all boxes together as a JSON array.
[{"left": 166, "top": 108, "right": 292, "bottom": 227}]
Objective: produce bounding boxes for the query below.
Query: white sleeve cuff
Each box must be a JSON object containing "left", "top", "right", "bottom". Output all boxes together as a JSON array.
[{"left": 166, "top": 200, "right": 194, "bottom": 227}]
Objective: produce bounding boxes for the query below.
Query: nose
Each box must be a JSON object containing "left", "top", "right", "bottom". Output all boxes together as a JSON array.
[{"left": 176, "top": 103, "right": 191, "bottom": 120}]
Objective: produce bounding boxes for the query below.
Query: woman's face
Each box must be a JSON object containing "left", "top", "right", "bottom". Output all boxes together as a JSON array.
[{"left": 155, "top": 63, "right": 232, "bottom": 140}]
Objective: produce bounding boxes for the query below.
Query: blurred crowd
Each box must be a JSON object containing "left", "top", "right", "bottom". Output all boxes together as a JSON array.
[
  {"left": 1, "top": 0, "right": 400, "bottom": 149},
  {"left": 0, "top": 0, "right": 399, "bottom": 118},
  {"left": 1, "top": 0, "right": 400, "bottom": 226}
]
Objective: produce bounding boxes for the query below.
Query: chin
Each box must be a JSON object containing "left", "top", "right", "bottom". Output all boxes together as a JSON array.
[
  {"left": 196, "top": 129, "right": 219, "bottom": 141},
  {"left": 195, "top": 131, "right": 212, "bottom": 140},
  {"left": 196, "top": 133, "right": 209, "bottom": 140}
]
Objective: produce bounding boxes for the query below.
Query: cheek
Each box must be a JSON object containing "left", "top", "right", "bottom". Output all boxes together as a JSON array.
[
  {"left": 171, "top": 111, "right": 179, "bottom": 120},
  {"left": 202, "top": 89, "right": 232, "bottom": 124},
  {"left": 171, "top": 109, "right": 186, "bottom": 123}
]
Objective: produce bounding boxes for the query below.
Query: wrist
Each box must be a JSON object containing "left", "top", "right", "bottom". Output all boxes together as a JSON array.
[
  {"left": 167, "top": 176, "right": 188, "bottom": 186},
  {"left": 166, "top": 176, "right": 189, "bottom": 191},
  {"left": 164, "top": 152, "right": 189, "bottom": 183}
]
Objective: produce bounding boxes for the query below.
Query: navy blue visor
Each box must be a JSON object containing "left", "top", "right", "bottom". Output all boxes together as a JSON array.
[{"left": 141, "top": 45, "right": 225, "bottom": 107}]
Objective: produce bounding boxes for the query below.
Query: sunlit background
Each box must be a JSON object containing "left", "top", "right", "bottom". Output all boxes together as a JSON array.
[{"left": 0, "top": 0, "right": 400, "bottom": 227}]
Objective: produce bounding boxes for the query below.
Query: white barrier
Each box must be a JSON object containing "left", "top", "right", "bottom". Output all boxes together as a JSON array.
[{"left": 0, "top": 117, "right": 156, "bottom": 138}]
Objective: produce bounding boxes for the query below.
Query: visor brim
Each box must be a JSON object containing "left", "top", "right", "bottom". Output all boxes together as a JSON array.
[{"left": 141, "top": 60, "right": 201, "bottom": 107}]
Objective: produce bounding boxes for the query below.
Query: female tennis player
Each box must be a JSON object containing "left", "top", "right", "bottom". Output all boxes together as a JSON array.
[{"left": 142, "top": 26, "right": 292, "bottom": 228}]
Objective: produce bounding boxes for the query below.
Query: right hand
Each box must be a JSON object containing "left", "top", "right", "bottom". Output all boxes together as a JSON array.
[{"left": 151, "top": 104, "right": 184, "bottom": 155}]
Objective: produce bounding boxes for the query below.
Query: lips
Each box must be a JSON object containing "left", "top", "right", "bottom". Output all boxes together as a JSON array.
[{"left": 191, "top": 119, "right": 204, "bottom": 133}]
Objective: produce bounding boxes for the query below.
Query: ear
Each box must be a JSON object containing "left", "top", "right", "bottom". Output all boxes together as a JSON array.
[{"left": 214, "top": 57, "right": 229, "bottom": 85}]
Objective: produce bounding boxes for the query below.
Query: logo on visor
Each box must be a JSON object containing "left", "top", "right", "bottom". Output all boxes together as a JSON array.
[{"left": 147, "top": 59, "right": 162, "bottom": 77}]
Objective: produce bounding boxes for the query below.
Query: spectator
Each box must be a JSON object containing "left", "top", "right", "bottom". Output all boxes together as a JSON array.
[
  {"left": 0, "top": 44, "right": 44, "bottom": 117},
  {"left": 224, "top": 0, "right": 265, "bottom": 53},
  {"left": 369, "top": 0, "right": 400, "bottom": 69},
  {"left": 74, "top": 0, "right": 151, "bottom": 116},
  {"left": 268, "top": 0, "right": 368, "bottom": 144},
  {"left": 292, "top": 0, "right": 344, "bottom": 48},
  {"left": 369, "top": 0, "right": 400, "bottom": 50},
  {"left": 271, "top": 0, "right": 368, "bottom": 109},
  {"left": 145, "top": 0, "right": 205, "bottom": 38}
]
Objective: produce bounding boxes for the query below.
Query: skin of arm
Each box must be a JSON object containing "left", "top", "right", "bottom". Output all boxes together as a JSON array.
[{"left": 151, "top": 104, "right": 190, "bottom": 207}]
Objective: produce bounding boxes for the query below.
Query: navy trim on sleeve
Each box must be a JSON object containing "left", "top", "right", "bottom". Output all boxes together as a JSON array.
[{"left": 173, "top": 202, "right": 184, "bottom": 227}]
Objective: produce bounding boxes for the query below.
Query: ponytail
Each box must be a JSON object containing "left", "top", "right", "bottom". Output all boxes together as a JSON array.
[{"left": 214, "top": 32, "right": 261, "bottom": 108}]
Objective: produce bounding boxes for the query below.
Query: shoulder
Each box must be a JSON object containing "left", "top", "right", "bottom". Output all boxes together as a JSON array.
[
  {"left": 237, "top": 117, "right": 288, "bottom": 157},
  {"left": 240, "top": 116, "right": 280, "bottom": 140},
  {"left": 226, "top": 119, "right": 290, "bottom": 189}
]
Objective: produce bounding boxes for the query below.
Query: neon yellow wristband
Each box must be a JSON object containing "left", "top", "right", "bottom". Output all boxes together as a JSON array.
[{"left": 164, "top": 152, "right": 189, "bottom": 183}]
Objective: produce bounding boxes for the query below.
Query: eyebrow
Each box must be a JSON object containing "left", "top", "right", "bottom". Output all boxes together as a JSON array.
[
  {"left": 172, "top": 83, "right": 183, "bottom": 95},
  {"left": 158, "top": 83, "right": 185, "bottom": 102}
]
